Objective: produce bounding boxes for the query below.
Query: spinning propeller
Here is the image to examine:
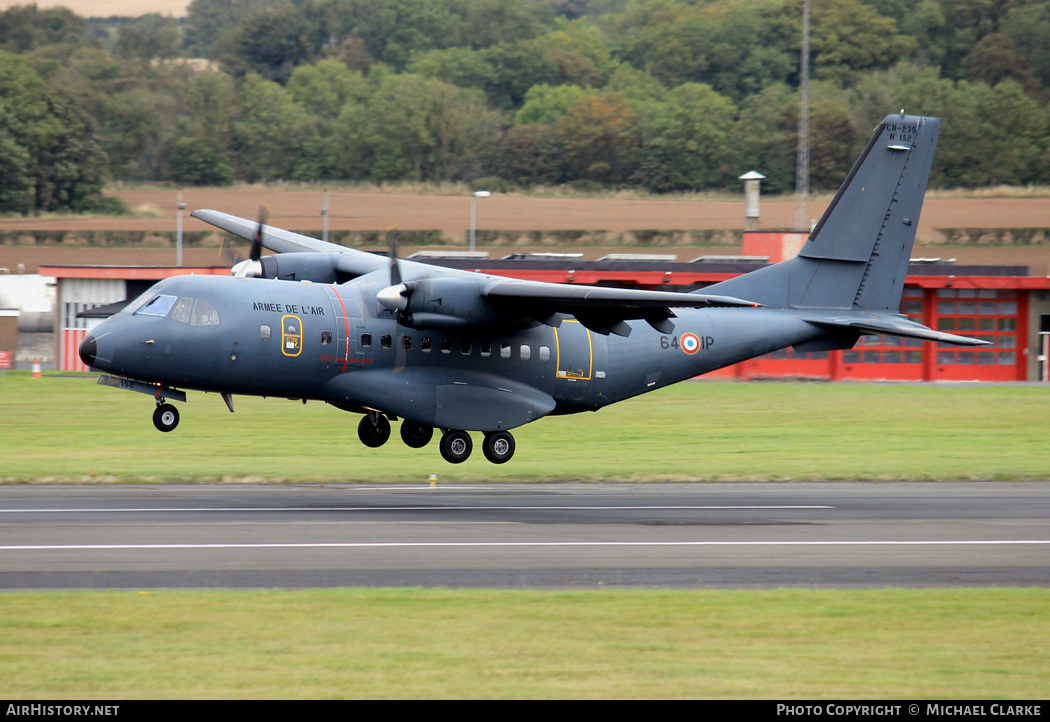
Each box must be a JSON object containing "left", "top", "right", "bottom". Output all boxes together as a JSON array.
[
  {"left": 231, "top": 205, "right": 268, "bottom": 278},
  {"left": 377, "top": 226, "right": 411, "bottom": 315},
  {"left": 383, "top": 228, "right": 410, "bottom": 372}
]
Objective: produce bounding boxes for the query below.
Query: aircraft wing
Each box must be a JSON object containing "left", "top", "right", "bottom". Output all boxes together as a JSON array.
[
  {"left": 192, "top": 209, "right": 386, "bottom": 276},
  {"left": 482, "top": 279, "right": 758, "bottom": 309},
  {"left": 805, "top": 313, "right": 991, "bottom": 347},
  {"left": 474, "top": 280, "right": 758, "bottom": 336},
  {"left": 194, "top": 208, "right": 760, "bottom": 335}
]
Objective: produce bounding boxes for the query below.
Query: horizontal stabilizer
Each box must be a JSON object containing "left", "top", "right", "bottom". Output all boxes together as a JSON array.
[{"left": 805, "top": 314, "right": 991, "bottom": 347}]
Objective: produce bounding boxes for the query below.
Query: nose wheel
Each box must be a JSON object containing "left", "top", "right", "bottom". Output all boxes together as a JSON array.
[{"left": 152, "top": 403, "right": 180, "bottom": 432}]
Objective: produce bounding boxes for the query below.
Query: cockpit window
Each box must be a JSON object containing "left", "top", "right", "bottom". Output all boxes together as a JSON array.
[
  {"left": 170, "top": 297, "right": 193, "bottom": 324},
  {"left": 136, "top": 294, "right": 177, "bottom": 317},
  {"left": 191, "top": 298, "right": 220, "bottom": 326}
]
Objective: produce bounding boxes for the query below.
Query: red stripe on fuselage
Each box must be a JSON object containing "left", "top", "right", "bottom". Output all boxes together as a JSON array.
[{"left": 326, "top": 285, "right": 352, "bottom": 373}]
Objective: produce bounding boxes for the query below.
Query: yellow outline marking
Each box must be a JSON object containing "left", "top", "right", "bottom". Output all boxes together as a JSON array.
[
  {"left": 554, "top": 320, "right": 593, "bottom": 380},
  {"left": 281, "top": 314, "right": 303, "bottom": 357}
]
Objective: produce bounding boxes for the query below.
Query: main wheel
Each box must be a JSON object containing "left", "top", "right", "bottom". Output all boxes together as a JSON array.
[
  {"left": 358, "top": 414, "right": 391, "bottom": 448},
  {"left": 400, "top": 421, "right": 433, "bottom": 448},
  {"left": 153, "top": 403, "right": 180, "bottom": 432},
  {"left": 482, "top": 431, "right": 515, "bottom": 464},
  {"left": 439, "top": 430, "right": 472, "bottom": 464}
]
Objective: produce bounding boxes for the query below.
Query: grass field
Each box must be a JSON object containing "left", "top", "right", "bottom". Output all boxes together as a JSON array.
[
  {"left": 0, "top": 373, "right": 1047, "bottom": 482},
  {"left": 2, "top": 375, "right": 1048, "bottom": 699},
  {"left": 1, "top": 588, "right": 1048, "bottom": 699}
]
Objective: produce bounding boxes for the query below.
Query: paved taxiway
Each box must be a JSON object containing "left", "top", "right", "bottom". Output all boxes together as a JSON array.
[{"left": 1, "top": 482, "right": 1048, "bottom": 589}]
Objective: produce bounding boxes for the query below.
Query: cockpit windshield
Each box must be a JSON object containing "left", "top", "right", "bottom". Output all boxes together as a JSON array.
[
  {"left": 135, "top": 294, "right": 177, "bottom": 317},
  {"left": 134, "top": 293, "right": 220, "bottom": 326}
]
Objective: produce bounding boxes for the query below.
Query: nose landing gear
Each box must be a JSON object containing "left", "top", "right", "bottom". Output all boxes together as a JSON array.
[{"left": 153, "top": 402, "right": 180, "bottom": 432}]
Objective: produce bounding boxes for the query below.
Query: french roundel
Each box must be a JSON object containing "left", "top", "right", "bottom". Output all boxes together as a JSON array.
[{"left": 680, "top": 333, "right": 701, "bottom": 355}]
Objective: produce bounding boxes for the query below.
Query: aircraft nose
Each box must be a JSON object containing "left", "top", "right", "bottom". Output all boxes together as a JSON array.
[{"left": 79, "top": 333, "right": 97, "bottom": 367}]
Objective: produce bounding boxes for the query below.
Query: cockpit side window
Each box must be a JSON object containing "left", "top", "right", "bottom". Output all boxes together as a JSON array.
[
  {"left": 136, "top": 294, "right": 177, "bottom": 317},
  {"left": 191, "top": 298, "right": 220, "bottom": 326},
  {"left": 170, "top": 297, "right": 193, "bottom": 324}
]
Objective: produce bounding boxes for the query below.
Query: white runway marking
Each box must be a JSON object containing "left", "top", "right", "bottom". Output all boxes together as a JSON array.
[
  {"left": 2, "top": 540, "right": 1047, "bottom": 551},
  {"left": 0, "top": 505, "right": 834, "bottom": 514}
]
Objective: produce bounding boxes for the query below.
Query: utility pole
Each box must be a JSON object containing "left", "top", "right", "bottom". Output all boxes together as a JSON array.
[
  {"left": 321, "top": 187, "right": 329, "bottom": 243},
  {"left": 796, "top": 0, "right": 810, "bottom": 232},
  {"left": 176, "top": 190, "right": 186, "bottom": 267}
]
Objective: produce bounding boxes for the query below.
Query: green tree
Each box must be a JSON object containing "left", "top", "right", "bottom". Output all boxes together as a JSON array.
[
  {"left": 729, "top": 83, "right": 796, "bottom": 195},
  {"left": 407, "top": 46, "right": 494, "bottom": 92},
  {"left": 113, "top": 14, "right": 182, "bottom": 61},
  {"left": 806, "top": 0, "right": 917, "bottom": 84},
  {"left": 960, "top": 33, "right": 1042, "bottom": 95},
  {"left": 171, "top": 136, "right": 235, "bottom": 185},
  {"left": 805, "top": 98, "right": 860, "bottom": 190},
  {"left": 498, "top": 123, "right": 562, "bottom": 185},
  {"left": 183, "top": 0, "right": 271, "bottom": 58},
  {"left": 613, "top": 0, "right": 794, "bottom": 98},
  {"left": 103, "top": 88, "right": 178, "bottom": 180},
  {"left": 514, "top": 84, "right": 589, "bottom": 126},
  {"left": 0, "top": 103, "right": 34, "bottom": 214},
  {"left": 334, "top": 73, "right": 501, "bottom": 182},
  {"left": 233, "top": 74, "right": 312, "bottom": 181},
  {"left": 310, "top": 0, "right": 547, "bottom": 70},
  {"left": 0, "top": 51, "right": 107, "bottom": 213},
  {"left": 530, "top": 19, "right": 615, "bottom": 88},
  {"left": 287, "top": 58, "right": 369, "bottom": 117},
  {"left": 557, "top": 93, "right": 641, "bottom": 184},
  {"left": 479, "top": 41, "right": 560, "bottom": 109},
  {"left": 215, "top": 5, "right": 319, "bottom": 83},
  {"left": 849, "top": 65, "right": 1049, "bottom": 187},
  {"left": 1002, "top": 3, "right": 1050, "bottom": 87},
  {"left": 634, "top": 82, "right": 737, "bottom": 192},
  {"left": 0, "top": 5, "right": 88, "bottom": 54}
]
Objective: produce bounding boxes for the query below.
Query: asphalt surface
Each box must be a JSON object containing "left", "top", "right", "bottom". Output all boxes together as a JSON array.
[{"left": 1, "top": 482, "right": 1048, "bottom": 590}]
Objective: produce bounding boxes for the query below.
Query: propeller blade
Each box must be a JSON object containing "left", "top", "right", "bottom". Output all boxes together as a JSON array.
[
  {"left": 250, "top": 205, "right": 269, "bottom": 262},
  {"left": 387, "top": 227, "right": 401, "bottom": 286}
]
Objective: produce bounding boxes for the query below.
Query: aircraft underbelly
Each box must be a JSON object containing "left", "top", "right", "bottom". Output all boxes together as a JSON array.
[{"left": 323, "top": 368, "right": 555, "bottom": 432}]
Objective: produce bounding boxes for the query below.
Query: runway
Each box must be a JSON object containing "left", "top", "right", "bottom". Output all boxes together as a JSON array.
[{"left": 1, "top": 482, "right": 1048, "bottom": 589}]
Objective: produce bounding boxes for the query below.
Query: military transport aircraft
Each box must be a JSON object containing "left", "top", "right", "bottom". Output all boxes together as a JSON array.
[{"left": 80, "top": 113, "right": 986, "bottom": 464}]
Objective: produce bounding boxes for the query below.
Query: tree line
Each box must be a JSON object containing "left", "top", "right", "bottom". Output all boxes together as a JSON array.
[{"left": 1, "top": 0, "right": 1049, "bottom": 215}]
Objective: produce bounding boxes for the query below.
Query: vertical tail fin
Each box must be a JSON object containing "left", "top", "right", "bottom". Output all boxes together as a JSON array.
[{"left": 704, "top": 113, "right": 940, "bottom": 311}]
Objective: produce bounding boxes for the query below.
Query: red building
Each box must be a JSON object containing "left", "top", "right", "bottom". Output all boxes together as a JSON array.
[{"left": 41, "top": 236, "right": 1050, "bottom": 381}]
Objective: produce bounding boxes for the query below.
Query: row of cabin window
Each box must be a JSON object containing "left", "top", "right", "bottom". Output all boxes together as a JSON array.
[{"left": 361, "top": 332, "right": 552, "bottom": 361}]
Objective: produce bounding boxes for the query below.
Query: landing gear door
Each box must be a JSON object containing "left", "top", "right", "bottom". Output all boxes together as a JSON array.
[{"left": 555, "top": 320, "right": 592, "bottom": 400}]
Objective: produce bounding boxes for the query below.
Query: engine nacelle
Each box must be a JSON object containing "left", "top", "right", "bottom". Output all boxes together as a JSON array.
[
  {"left": 257, "top": 253, "right": 342, "bottom": 283},
  {"left": 377, "top": 277, "right": 504, "bottom": 329}
]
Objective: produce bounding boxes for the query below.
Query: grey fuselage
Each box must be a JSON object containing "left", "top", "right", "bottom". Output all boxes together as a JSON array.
[{"left": 86, "top": 271, "right": 820, "bottom": 431}]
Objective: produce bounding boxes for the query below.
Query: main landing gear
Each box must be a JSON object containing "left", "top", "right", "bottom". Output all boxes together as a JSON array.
[
  {"left": 437, "top": 430, "right": 515, "bottom": 464},
  {"left": 356, "top": 414, "right": 516, "bottom": 464}
]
